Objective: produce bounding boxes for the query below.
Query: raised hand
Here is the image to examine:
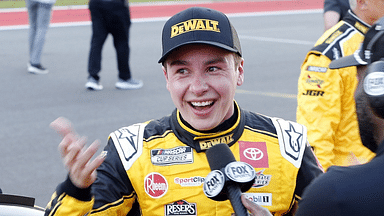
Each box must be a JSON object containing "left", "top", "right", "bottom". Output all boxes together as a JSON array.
[{"left": 50, "top": 117, "right": 106, "bottom": 189}]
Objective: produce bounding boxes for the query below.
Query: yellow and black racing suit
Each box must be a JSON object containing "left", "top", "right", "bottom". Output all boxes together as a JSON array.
[
  {"left": 45, "top": 102, "right": 322, "bottom": 216},
  {"left": 297, "top": 10, "right": 376, "bottom": 171}
]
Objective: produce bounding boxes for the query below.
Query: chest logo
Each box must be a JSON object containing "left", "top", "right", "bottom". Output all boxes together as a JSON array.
[
  {"left": 144, "top": 172, "right": 168, "bottom": 198},
  {"left": 239, "top": 141, "right": 269, "bottom": 168},
  {"left": 151, "top": 146, "right": 193, "bottom": 166},
  {"left": 165, "top": 200, "right": 197, "bottom": 216}
]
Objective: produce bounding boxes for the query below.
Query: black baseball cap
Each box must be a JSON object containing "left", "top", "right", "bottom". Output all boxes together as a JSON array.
[
  {"left": 329, "top": 16, "right": 384, "bottom": 69},
  {"left": 158, "top": 7, "right": 242, "bottom": 63}
]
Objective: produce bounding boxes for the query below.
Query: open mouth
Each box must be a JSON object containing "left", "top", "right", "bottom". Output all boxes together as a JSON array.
[{"left": 190, "top": 101, "right": 214, "bottom": 110}]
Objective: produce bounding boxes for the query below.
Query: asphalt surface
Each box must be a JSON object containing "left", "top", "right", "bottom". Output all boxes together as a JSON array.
[{"left": 0, "top": 10, "right": 323, "bottom": 207}]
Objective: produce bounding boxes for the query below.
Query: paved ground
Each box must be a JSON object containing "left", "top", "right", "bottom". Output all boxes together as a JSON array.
[{"left": 0, "top": 1, "right": 323, "bottom": 208}]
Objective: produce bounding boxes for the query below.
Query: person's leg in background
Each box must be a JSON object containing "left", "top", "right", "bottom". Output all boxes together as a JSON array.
[
  {"left": 27, "top": 1, "right": 53, "bottom": 74},
  {"left": 111, "top": 2, "right": 143, "bottom": 90},
  {"left": 86, "top": 0, "right": 109, "bottom": 90}
]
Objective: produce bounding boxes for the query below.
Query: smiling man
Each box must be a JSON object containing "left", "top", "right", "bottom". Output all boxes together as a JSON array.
[{"left": 45, "top": 7, "right": 322, "bottom": 216}]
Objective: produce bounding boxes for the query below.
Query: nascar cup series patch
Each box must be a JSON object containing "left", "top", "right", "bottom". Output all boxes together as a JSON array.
[{"left": 151, "top": 146, "right": 193, "bottom": 166}]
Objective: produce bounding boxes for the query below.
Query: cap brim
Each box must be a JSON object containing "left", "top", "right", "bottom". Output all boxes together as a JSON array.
[{"left": 329, "top": 50, "right": 367, "bottom": 69}]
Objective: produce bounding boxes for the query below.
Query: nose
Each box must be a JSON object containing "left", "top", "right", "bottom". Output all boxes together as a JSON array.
[{"left": 189, "top": 73, "right": 208, "bottom": 96}]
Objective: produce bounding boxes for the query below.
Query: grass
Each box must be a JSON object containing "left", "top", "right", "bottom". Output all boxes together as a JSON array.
[{"left": 0, "top": 0, "right": 200, "bottom": 9}]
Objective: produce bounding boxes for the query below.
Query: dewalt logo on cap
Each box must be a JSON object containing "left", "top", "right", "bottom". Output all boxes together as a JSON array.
[{"left": 171, "top": 19, "right": 220, "bottom": 38}]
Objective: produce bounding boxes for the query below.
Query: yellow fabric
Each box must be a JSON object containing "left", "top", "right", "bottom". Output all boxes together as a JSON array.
[
  {"left": 126, "top": 128, "right": 299, "bottom": 215},
  {"left": 297, "top": 20, "right": 375, "bottom": 170}
]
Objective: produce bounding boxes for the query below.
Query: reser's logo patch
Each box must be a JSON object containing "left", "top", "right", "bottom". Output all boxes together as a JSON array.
[
  {"left": 171, "top": 19, "right": 220, "bottom": 38},
  {"left": 199, "top": 134, "right": 234, "bottom": 150},
  {"left": 164, "top": 200, "right": 197, "bottom": 216}
]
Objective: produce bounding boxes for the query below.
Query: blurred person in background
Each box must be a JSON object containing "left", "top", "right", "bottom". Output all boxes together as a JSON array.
[
  {"left": 296, "top": 0, "right": 384, "bottom": 171},
  {"left": 85, "top": 0, "right": 143, "bottom": 90},
  {"left": 26, "top": 0, "right": 56, "bottom": 74},
  {"left": 296, "top": 16, "right": 384, "bottom": 215},
  {"left": 323, "top": 0, "right": 350, "bottom": 31}
]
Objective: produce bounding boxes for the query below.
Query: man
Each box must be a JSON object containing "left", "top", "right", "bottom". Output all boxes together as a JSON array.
[
  {"left": 85, "top": 0, "right": 143, "bottom": 90},
  {"left": 295, "top": 16, "right": 384, "bottom": 215},
  {"left": 323, "top": 0, "right": 350, "bottom": 31},
  {"left": 296, "top": 0, "right": 384, "bottom": 170},
  {"left": 45, "top": 7, "right": 322, "bottom": 216}
]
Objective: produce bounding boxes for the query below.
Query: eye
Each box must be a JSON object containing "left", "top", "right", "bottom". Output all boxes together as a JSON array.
[
  {"left": 207, "top": 66, "right": 219, "bottom": 72},
  {"left": 176, "top": 68, "right": 188, "bottom": 74}
]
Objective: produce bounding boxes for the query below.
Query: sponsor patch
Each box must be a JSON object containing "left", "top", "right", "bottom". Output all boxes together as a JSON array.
[
  {"left": 164, "top": 200, "right": 197, "bottom": 216},
  {"left": 171, "top": 19, "right": 220, "bottom": 38},
  {"left": 252, "top": 169, "right": 271, "bottom": 188},
  {"left": 306, "top": 66, "right": 327, "bottom": 73},
  {"left": 174, "top": 176, "right": 205, "bottom": 187},
  {"left": 305, "top": 74, "right": 324, "bottom": 88},
  {"left": 110, "top": 123, "right": 145, "bottom": 171},
  {"left": 151, "top": 146, "right": 193, "bottom": 166},
  {"left": 243, "top": 193, "right": 272, "bottom": 206},
  {"left": 144, "top": 172, "right": 168, "bottom": 198},
  {"left": 302, "top": 90, "right": 325, "bottom": 96},
  {"left": 199, "top": 134, "right": 234, "bottom": 150},
  {"left": 271, "top": 118, "right": 307, "bottom": 168},
  {"left": 239, "top": 141, "right": 269, "bottom": 168}
]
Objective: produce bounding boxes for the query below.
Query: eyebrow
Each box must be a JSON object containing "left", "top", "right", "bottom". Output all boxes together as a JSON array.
[{"left": 169, "top": 56, "right": 226, "bottom": 67}]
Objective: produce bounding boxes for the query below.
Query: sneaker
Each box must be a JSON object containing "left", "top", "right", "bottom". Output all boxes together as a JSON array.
[
  {"left": 28, "top": 62, "right": 48, "bottom": 74},
  {"left": 85, "top": 77, "right": 103, "bottom": 90},
  {"left": 115, "top": 78, "right": 143, "bottom": 90}
]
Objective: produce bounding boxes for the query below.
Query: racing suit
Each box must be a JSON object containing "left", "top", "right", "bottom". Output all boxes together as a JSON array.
[
  {"left": 297, "top": 10, "right": 376, "bottom": 171},
  {"left": 45, "top": 102, "right": 323, "bottom": 216}
]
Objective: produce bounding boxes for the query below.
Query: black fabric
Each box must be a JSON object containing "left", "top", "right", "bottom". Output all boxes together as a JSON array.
[
  {"left": 296, "top": 141, "right": 384, "bottom": 215},
  {"left": 88, "top": 0, "right": 131, "bottom": 81}
]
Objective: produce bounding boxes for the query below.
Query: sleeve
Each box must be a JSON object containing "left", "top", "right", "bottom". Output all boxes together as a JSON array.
[
  {"left": 44, "top": 139, "right": 140, "bottom": 216},
  {"left": 296, "top": 52, "right": 342, "bottom": 170},
  {"left": 294, "top": 143, "right": 324, "bottom": 198}
]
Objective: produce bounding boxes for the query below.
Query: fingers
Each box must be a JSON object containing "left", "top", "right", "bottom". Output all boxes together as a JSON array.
[
  {"left": 68, "top": 140, "right": 106, "bottom": 189},
  {"left": 50, "top": 117, "right": 75, "bottom": 137}
]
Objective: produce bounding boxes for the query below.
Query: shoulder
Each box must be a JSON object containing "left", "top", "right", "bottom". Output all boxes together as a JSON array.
[
  {"left": 244, "top": 111, "right": 308, "bottom": 168},
  {"left": 311, "top": 22, "right": 362, "bottom": 61}
]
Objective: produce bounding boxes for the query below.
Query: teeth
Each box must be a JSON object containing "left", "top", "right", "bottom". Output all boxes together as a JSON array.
[{"left": 191, "top": 101, "right": 213, "bottom": 107}]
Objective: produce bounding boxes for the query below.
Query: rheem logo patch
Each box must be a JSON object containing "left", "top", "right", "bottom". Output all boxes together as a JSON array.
[{"left": 144, "top": 172, "right": 168, "bottom": 198}]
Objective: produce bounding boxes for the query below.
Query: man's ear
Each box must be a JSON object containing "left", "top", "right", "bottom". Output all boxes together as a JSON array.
[
  {"left": 237, "top": 58, "right": 244, "bottom": 86},
  {"left": 162, "top": 65, "right": 170, "bottom": 91}
]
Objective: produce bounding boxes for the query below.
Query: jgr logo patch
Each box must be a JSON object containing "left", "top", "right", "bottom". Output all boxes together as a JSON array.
[
  {"left": 144, "top": 172, "right": 168, "bottom": 198},
  {"left": 252, "top": 169, "right": 271, "bottom": 188},
  {"left": 364, "top": 72, "right": 384, "bottom": 96},
  {"left": 165, "top": 200, "right": 197, "bottom": 216},
  {"left": 243, "top": 193, "right": 272, "bottom": 206},
  {"left": 151, "top": 146, "right": 193, "bottom": 166},
  {"left": 171, "top": 19, "right": 220, "bottom": 38},
  {"left": 302, "top": 90, "right": 325, "bottom": 96}
]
